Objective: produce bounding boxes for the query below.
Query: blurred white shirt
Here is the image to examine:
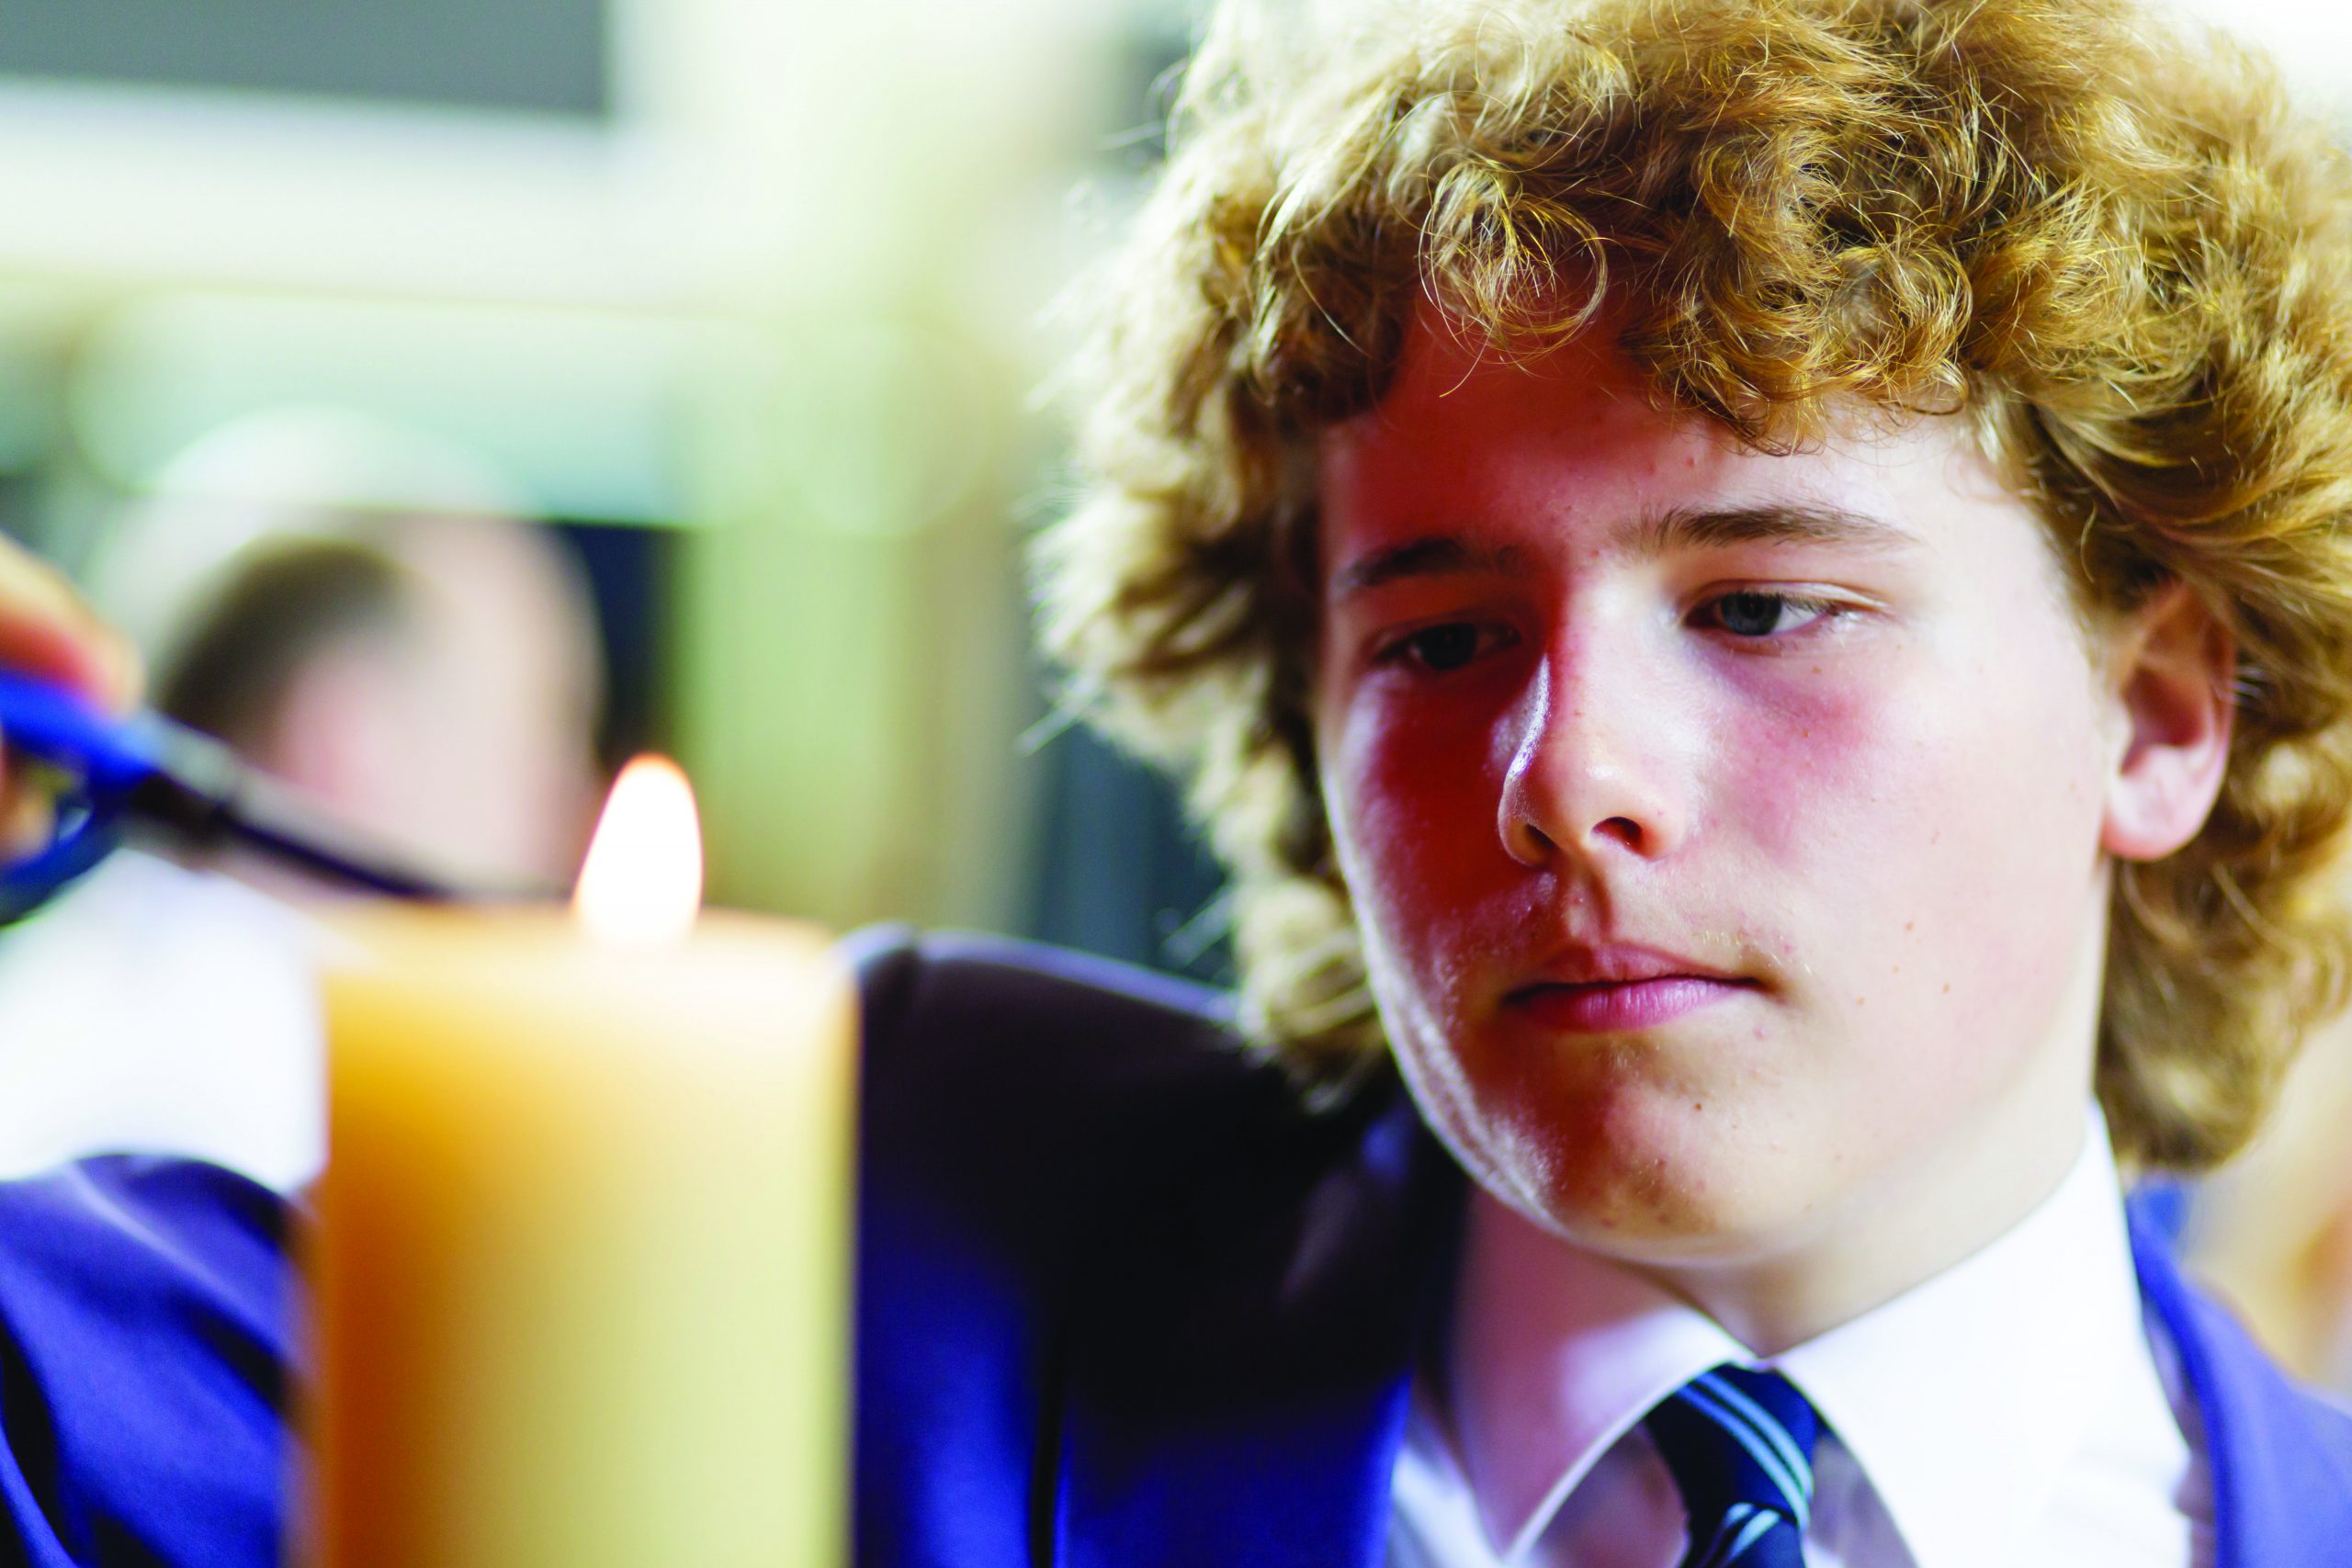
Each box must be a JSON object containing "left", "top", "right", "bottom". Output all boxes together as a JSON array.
[{"left": 0, "top": 848, "right": 323, "bottom": 1191}]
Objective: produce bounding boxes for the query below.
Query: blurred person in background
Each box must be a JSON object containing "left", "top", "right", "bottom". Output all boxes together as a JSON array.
[
  {"left": 0, "top": 408, "right": 606, "bottom": 1194},
  {"left": 95, "top": 405, "right": 608, "bottom": 897}
]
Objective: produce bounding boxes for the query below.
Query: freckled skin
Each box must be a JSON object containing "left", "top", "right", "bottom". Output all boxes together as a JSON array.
[{"left": 1311, "top": 310, "right": 2132, "bottom": 1348}]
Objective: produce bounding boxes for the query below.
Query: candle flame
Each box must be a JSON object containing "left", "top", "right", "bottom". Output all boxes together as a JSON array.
[{"left": 573, "top": 755, "right": 704, "bottom": 944}]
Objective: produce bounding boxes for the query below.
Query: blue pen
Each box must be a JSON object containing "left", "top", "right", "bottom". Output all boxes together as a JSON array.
[{"left": 0, "top": 671, "right": 548, "bottom": 921}]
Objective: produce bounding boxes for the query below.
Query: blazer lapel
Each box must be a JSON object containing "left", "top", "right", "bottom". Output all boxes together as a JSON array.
[{"left": 1054, "top": 1359, "right": 1423, "bottom": 1568}]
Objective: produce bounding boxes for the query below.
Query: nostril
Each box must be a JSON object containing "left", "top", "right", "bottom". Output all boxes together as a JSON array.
[
  {"left": 1596, "top": 816, "right": 1643, "bottom": 850},
  {"left": 1510, "top": 820, "right": 1559, "bottom": 863}
]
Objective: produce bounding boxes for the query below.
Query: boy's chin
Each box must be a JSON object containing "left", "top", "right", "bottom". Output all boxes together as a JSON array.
[
  {"left": 1492, "top": 1106, "right": 1842, "bottom": 1268},
  {"left": 1533, "top": 1181, "right": 1827, "bottom": 1270}
]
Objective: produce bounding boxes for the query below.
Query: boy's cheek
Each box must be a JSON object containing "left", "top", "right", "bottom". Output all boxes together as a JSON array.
[{"left": 1326, "top": 720, "right": 1509, "bottom": 901}]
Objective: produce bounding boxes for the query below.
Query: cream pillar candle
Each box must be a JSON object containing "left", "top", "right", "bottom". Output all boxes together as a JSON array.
[{"left": 310, "top": 759, "right": 854, "bottom": 1567}]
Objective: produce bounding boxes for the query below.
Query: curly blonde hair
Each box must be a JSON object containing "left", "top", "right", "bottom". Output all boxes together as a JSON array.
[{"left": 1035, "top": 0, "right": 2352, "bottom": 1171}]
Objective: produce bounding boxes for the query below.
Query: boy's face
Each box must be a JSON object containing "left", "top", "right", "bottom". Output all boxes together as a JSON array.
[{"left": 1312, "top": 310, "right": 2138, "bottom": 1292}]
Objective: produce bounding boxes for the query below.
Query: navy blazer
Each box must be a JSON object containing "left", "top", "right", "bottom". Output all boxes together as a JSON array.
[{"left": 853, "top": 927, "right": 2352, "bottom": 1568}]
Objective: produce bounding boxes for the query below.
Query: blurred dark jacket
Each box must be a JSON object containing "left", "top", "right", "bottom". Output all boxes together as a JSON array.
[{"left": 0, "top": 1158, "right": 289, "bottom": 1565}]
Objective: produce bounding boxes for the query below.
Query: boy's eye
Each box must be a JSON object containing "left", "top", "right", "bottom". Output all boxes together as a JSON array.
[
  {"left": 1700, "top": 590, "right": 1834, "bottom": 638},
  {"left": 1375, "top": 621, "right": 1515, "bottom": 674}
]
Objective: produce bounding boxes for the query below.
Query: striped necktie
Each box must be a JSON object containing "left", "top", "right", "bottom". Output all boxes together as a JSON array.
[{"left": 1642, "top": 1364, "right": 1821, "bottom": 1568}]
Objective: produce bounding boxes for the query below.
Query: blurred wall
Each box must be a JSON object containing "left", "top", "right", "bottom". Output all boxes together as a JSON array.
[{"left": 664, "top": 0, "right": 1127, "bottom": 929}]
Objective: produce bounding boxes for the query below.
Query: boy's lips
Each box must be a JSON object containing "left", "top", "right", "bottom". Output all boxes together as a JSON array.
[
  {"left": 1504, "top": 943, "right": 1761, "bottom": 1032},
  {"left": 1505, "top": 975, "right": 1758, "bottom": 1032}
]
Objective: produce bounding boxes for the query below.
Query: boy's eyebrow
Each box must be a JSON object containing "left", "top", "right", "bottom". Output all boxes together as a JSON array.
[
  {"left": 1328, "top": 536, "right": 1530, "bottom": 603},
  {"left": 1624, "top": 502, "right": 1921, "bottom": 558},
  {"left": 1328, "top": 505, "right": 1919, "bottom": 602}
]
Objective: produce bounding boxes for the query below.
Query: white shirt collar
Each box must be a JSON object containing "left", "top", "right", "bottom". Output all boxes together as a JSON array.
[{"left": 1442, "top": 1106, "right": 2154, "bottom": 1568}]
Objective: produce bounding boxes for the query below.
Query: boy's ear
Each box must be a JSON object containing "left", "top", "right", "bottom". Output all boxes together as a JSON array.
[{"left": 2101, "top": 582, "right": 2235, "bottom": 863}]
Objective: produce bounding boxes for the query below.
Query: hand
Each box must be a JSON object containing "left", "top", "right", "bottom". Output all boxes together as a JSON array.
[{"left": 0, "top": 536, "right": 140, "bottom": 853}]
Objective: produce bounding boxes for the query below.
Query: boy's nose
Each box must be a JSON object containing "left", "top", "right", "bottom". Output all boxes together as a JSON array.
[{"left": 1496, "top": 644, "right": 1686, "bottom": 867}]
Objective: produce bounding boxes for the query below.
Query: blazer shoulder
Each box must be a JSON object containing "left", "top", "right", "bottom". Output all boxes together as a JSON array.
[
  {"left": 842, "top": 922, "right": 1445, "bottom": 1360},
  {"left": 0, "top": 1156, "right": 293, "bottom": 1562},
  {"left": 842, "top": 924, "right": 1306, "bottom": 1186},
  {"left": 844, "top": 922, "right": 1242, "bottom": 1065}
]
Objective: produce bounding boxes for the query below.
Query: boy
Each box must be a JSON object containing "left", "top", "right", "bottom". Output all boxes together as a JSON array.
[{"left": 855, "top": 0, "right": 2352, "bottom": 1564}]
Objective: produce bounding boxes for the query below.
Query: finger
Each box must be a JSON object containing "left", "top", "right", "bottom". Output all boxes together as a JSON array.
[
  {"left": 0, "top": 544, "right": 138, "bottom": 866},
  {"left": 0, "top": 545, "right": 140, "bottom": 713}
]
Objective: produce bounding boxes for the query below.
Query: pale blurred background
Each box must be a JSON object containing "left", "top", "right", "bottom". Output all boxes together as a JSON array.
[{"left": 0, "top": 0, "right": 2346, "bottom": 1382}]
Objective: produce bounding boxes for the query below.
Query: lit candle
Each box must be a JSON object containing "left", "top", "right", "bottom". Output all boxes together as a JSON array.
[{"left": 308, "top": 758, "right": 854, "bottom": 1567}]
